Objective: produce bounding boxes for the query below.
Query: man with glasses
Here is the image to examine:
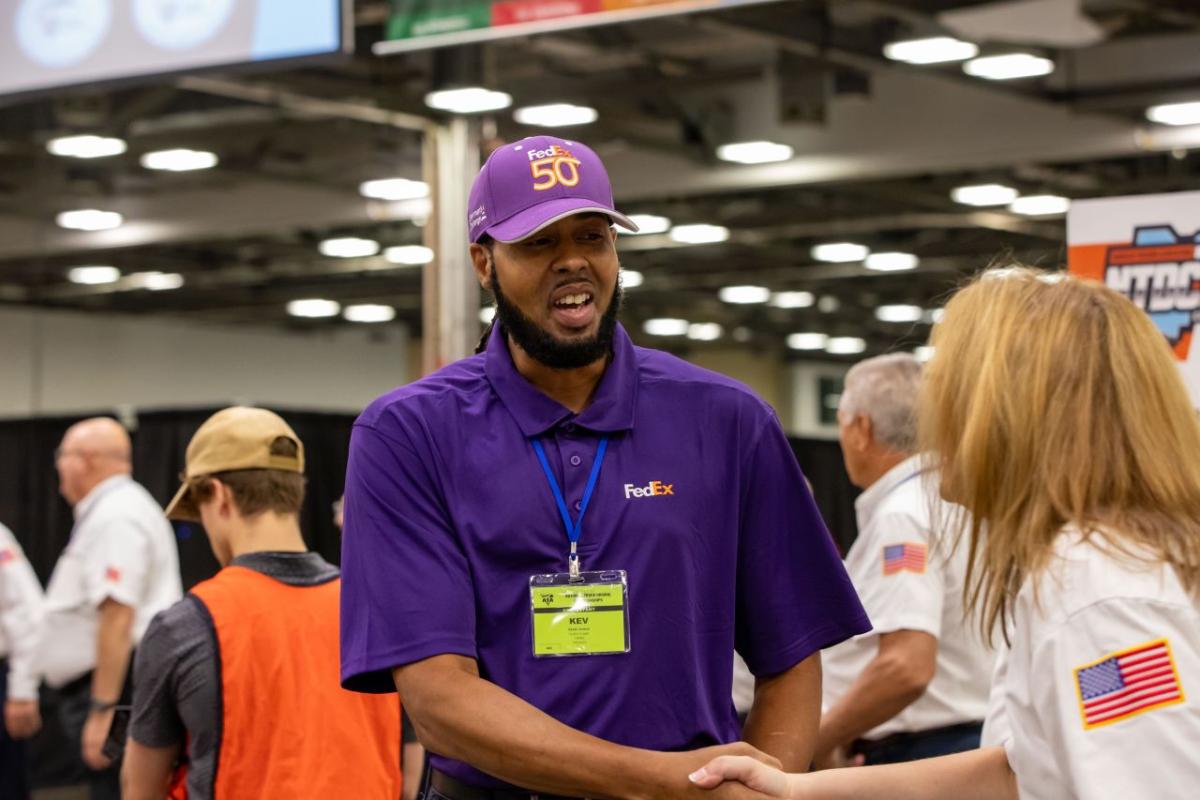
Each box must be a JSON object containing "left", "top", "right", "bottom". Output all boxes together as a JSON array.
[{"left": 42, "top": 417, "right": 181, "bottom": 799}]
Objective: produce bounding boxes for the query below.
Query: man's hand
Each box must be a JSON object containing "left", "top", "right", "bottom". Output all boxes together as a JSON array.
[
  {"left": 4, "top": 699, "right": 41, "bottom": 739},
  {"left": 689, "top": 755, "right": 795, "bottom": 798},
  {"left": 82, "top": 708, "right": 115, "bottom": 770}
]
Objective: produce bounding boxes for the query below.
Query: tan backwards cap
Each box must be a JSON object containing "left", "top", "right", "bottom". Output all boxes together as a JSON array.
[{"left": 165, "top": 406, "right": 305, "bottom": 522}]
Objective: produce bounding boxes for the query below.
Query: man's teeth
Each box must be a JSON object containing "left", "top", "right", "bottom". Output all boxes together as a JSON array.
[{"left": 555, "top": 293, "right": 592, "bottom": 308}]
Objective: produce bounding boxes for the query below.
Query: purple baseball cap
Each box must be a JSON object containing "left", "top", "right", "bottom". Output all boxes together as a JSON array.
[{"left": 468, "top": 136, "right": 639, "bottom": 244}]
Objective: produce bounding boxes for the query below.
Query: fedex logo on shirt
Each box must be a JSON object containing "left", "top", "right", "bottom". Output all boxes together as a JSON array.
[{"left": 624, "top": 480, "right": 674, "bottom": 499}]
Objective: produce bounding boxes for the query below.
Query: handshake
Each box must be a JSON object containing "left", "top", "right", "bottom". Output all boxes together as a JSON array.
[{"left": 665, "top": 742, "right": 811, "bottom": 800}]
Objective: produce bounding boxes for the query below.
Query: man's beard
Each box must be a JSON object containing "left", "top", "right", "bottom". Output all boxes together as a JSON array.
[{"left": 490, "top": 269, "right": 622, "bottom": 370}]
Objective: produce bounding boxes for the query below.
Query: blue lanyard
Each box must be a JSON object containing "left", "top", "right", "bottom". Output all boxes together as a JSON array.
[{"left": 531, "top": 435, "right": 609, "bottom": 577}]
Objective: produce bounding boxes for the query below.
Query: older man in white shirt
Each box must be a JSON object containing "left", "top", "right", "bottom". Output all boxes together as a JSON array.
[
  {"left": 813, "top": 354, "right": 993, "bottom": 768},
  {"left": 1, "top": 520, "right": 44, "bottom": 800},
  {"left": 43, "top": 417, "right": 181, "bottom": 799}
]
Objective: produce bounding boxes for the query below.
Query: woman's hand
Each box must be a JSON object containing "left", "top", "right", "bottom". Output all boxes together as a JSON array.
[{"left": 689, "top": 755, "right": 795, "bottom": 798}]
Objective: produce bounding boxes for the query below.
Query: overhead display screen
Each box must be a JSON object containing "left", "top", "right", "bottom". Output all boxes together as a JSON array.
[
  {"left": 376, "top": 0, "right": 782, "bottom": 54},
  {"left": 1, "top": 0, "right": 345, "bottom": 99}
]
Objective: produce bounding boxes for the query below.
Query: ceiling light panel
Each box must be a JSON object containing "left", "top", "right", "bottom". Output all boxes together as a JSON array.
[
  {"left": 787, "top": 332, "right": 828, "bottom": 351},
  {"left": 826, "top": 336, "right": 868, "bottom": 355},
  {"left": 57, "top": 209, "right": 123, "bottom": 231},
  {"left": 344, "top": 304, "right": 396, "bottom": 323},
  {"left": 718, "top": 285, "right": 770, "bottom": 304},
  {"left": 1147, "top": 101, "right": 1200, "bottom": 127},
  {"left": 425, "top": 87, "right": 512, "bottom": 114},
  {"left": 875, "top": 304, "right": 924, "bottom": 323},
  {"left": 287, "top": 299, "right": 341, "bottom": 318},
  {"left": 687, "top": 323, "right": 723, "bottom": 341},
  {"left": 625, "top": 214, "right": 671, "bottom": 235},
  {"left": 864, "top": 252, "right": 919, "bottom": 272},
  {"left": 128, "top": 271, "right": 184, "bottom": 291},
  {"left": 812, "top": 243, "right": 868, "bottom": 263},
  {"left": 140, "top": 149, "right": 218, "bottom": 172},
  {"left": 951, "top": 183, "right": 1019, "bottom": 206},
  {"left": 669, "top": 224, "right": 730, "bottom": 245},
  {"left": 964, "top": 53, "right": 1054, "bottom": 80},
  {"left": 320, "top": 237, "right": 380, "bottom": 258},
  {"left": 622, "top": 270, "right": 644, "bottom": 288},
  {"left": 643, "top": 318, "right": 690, "bottom": 336},
  {"left": 360, "top": 178, "right": 430, "bottom": 201},
  {"left": 770, "top": 291, "right": 815, "bottom": 309},
  {"left": 883, "top": 36, "right": 978, "bottom": 65},
  {"left": 67, "top": 266, "right": 120, "bottom": 285},
  {"left": 716, "top": 141, "right": 794, "bottom": 165},
  {"left": 384, "top": 245, "right": 434, "bottom": 265},
  {"left": 47, "top": 135, "right": 126, "bottom": 159},
  {"left": 1009, "top": 195, "right": 1070, "bottom": 216},
  {"left": 513, "top": 103, "right": 598, "bottom": 127}
]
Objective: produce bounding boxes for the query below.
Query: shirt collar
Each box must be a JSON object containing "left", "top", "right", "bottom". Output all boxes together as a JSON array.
[
  {"left": 74, "top": 474, "right": 131, "bottom": 521},
  {"left": 484, "top": 321, "right": 638, "bottom": 438},
  {"left": 853, "top": 453, "right": 925, "bottom": 530}
]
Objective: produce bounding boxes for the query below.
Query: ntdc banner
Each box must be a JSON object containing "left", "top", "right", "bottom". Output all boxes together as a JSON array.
[{"left": 1068, "top": 191, "right": 1200, "bottom": 406}]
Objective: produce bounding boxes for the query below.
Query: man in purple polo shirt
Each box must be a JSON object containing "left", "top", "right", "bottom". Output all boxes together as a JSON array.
[{"left": 340, "top": 135, "right": 870, "bottom": 800}]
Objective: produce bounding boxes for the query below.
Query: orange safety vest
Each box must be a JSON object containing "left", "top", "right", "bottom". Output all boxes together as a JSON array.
[{"left": 188, "top": 565, "right": 401, "bottom": 799}]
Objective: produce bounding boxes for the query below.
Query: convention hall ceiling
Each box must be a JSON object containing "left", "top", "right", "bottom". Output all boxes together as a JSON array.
[{"left": 1, "top": 0, "right": 1199, "bottom": 361}]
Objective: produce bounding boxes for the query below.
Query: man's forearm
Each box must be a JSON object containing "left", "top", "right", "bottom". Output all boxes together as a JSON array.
[
  {"left": 121, "top": 740, "right": 180, "bottom": 800},
  {"left": 396, "top": 655, "right": 769, "bottom": 800},
  {"left": 790, "top": 746, "right": 1017, "bottom": 800},
  {"left": 93, "top": 599, "right": 134, "bottom": 702},
  {"left": 741, "top": 654, "right": 821, "bottom": 771}
]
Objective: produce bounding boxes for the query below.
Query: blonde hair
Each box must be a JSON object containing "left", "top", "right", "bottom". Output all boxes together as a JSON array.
[{"left": 920, "top": 266, "right": 1200, "bottom": 640}]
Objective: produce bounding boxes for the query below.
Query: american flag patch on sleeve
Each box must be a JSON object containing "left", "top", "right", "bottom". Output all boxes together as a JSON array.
[
  {"left": 882, "top": 542, "right": 926, "bottom": 575},
  {"left": 1075, "top": 639, "right": 1185, "bottom": 730}
]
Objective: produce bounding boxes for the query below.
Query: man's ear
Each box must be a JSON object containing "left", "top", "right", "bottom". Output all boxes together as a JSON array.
[
  {"left": 469, "top": 243, "right": 493, "bottom": 290},
  {"left": 853, "top": 414, "right": 875, "bottom": 452},
  {"left": 210, "top": 479, "right": 237, "bottom": 518}
]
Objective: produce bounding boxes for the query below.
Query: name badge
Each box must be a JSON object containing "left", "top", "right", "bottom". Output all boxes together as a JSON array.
[{"left": 529, "top": 570, "right": 631, "bottom": 658}]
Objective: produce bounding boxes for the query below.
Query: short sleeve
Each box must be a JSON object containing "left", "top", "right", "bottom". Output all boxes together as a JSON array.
[
  {"left": 129, "top": 612, "right": 186, "bottom": 748},
  {"left": 0, "top": 526, "right": 45, "bottom": 700},
  {"left": 734, "top": 413, "right": 871, "bottom": 677},
  {"left": 340, "top": 422, "right": 478, "bottom": 693},
  {"left": 84, "top": 518, "right": 151, "bottom": 609},
  {"left": 1021, "top": 598, "right": 1200, "bottom": 798},
  {"left": 853, "top": 511, "right": 943, "bottom": 637}
]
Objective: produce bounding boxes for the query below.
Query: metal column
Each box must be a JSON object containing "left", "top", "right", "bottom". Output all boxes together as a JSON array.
[{"left": 423, "top": 118, "right": 481, "bottom": 375}]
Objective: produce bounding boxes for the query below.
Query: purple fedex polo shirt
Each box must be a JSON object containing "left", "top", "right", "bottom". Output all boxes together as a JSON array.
[{"left": 340, "top": 322, "right": 870, "bottom": 788}]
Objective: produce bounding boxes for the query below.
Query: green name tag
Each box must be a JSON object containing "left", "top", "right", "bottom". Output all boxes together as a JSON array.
[{"left": 529, "top": 571, "right": 631, "bottom": 657}]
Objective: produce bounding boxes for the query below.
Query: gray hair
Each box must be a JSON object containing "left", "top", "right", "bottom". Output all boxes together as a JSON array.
[{"left": 839, "top": 353, "right": 922, "bottom": 453}]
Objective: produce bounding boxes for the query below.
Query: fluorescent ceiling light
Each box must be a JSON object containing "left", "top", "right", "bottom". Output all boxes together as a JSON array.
[
  {"left": 883, "top": 36, "right": 978, "bottom": 65},
  {"left": 875, "top": 304, "right": 925, "bottom": 323},
  {"left": 952, "top": 183, "right": 1019, "bottom": 207},
  {"left": 513, "top": 103, "right": 598, "bottom": 127},
  {"left": 320, "top": 237, "right": 380, "bottom": 258},
  {"left": 57, "top": 209, "right": 123, "bottom": 231},
  {"left": 1009, "top": 194, "right": 1070, "bottom": 216},
  {"left": 643, "top": 318, "right": 690, "bottom": 336},
  {"left": 716, "top": 141, "right": 794, "bottom": 165},
  {"left": 818, "top": 296, "right": 841, "bottom": 313},
  {"left": 826, "top": 336, "right": 868, "bottom": 355},
  {"left": 669, "top": 224, "right": 730, "bottom": 245},
  {"left": 128, "top": 271, "right": 184, "bottom": 291},
  {"left": 480, "top": 306, "right": 497, "bottom": 324},
  {"left": 923, "top": 308, "right": 945, "bottom": 324},
  {"left": 964, "top": 53, "right": 1054, "bottom": 80},
  {"left": 140, "top": 148, "right": 218, "bottom": 172},
  {"left": 812, "top": 242, "right": 869, "bottom": 263},
  {"left": 425, "top": 87, "right": 512, "bottom": 114},
  {"left": 1147, "top": 101, "right": 1200, "bottom": 127},
  {"left": 732, "top": 327, "right": 753, "bottom": 343},
  {"left": 384, "top": 245, "right": 434, "bottom": 265},
  {"left": 343, "top": 304, "right": 396, "bottom": 323},
  {"left": 864, "top": 252, "right": 919, "bottom": 272},
  {"left": 625, "top": 214, "right": 671, "bottom": 235},
  {"left": 770, "top": 291, "right": 815, "bottom": 309},
  {"left": 46, "top": 134, "right": 126, "bottom": 159},
  {"left": 622, "top": 270, "right": 644, "bottom": 288},
  {"left": 67, "top": 266, "right": 120, "bottom": 285},
  {"left": 359, "top": 178, "right": 430, "bottom": 201},
  {"left": 915, "top": 345, "right": 936, "bottom": 362},
  {"left": 287, "top": 299, "right": 341, "bottom": 319},
  {"left": 787, "top": 332, "right": 828, "bottom": 351},
  {"left": 718, "top": 285, "right": 770, "bottom": 304},
  {"left": 687, "top": 323, "right": 723, "bottom": 341}
]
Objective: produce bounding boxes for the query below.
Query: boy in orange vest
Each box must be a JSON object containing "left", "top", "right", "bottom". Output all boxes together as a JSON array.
[{"left": 121, "top": 407, "right": 401, "bottom": 799}]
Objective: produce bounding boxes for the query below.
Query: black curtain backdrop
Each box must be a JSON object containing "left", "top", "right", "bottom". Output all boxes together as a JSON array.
[{"left": 0, "top": 411, "right": 858, "bottom": 585}]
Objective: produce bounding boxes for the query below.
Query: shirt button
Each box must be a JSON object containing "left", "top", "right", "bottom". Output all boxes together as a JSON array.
[{"left": 569, "top": 455, "right": 583, "bottom": 467}]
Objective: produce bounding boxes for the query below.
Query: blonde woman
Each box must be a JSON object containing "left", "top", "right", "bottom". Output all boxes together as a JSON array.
[{"left": 689, "top": 267, "right": 1200, "bottom": 799}]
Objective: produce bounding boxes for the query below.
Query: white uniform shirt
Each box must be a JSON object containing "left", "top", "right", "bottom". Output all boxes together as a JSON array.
[
  {"left": 821, "top": 455, "right": 994, "bottom": 739},
  {"left": 39, "top": 475, "right": 182, "bottom": 688},
  {"left": 981, "top": 529, "right": 1200, "bottom": 800},
  {"left": 0, "top": 523, "right": 45, "bottom": 700}
]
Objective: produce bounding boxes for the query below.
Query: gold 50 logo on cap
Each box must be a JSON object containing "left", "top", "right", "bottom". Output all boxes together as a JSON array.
[{"left": 528, "top": 145, "right": 583, "bottom": 192}]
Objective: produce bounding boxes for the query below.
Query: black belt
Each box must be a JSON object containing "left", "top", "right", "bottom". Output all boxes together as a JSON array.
[
  {"left": 429, "top": 769, "right": 586, "bottom": 800},
  {"left": 851, "top": 720, "right": 983, "bottom": 759}
]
